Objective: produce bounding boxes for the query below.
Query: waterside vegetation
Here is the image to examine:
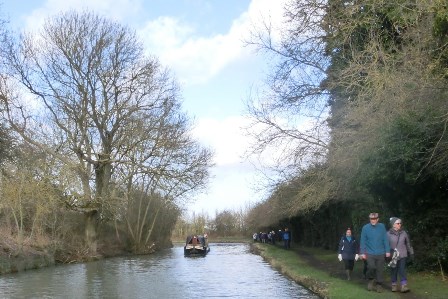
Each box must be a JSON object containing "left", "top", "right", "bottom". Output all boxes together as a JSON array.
[{"left": 244, "top": 0, "right": 448, "bottom": 276}]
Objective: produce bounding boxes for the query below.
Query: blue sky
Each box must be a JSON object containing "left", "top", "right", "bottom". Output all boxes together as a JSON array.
[{"left": 1, "top": 0, "right": 286, "bottom": 216}]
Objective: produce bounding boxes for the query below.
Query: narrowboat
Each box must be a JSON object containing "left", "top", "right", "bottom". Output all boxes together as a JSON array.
[{"left": 184, "top": 235, "right": 209, "bottom": 256}]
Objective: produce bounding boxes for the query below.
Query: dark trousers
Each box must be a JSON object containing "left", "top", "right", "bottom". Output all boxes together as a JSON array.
[
  {"left": 343, "top": 259, "right": 355, "bottom": 271},
  {"left": 363, "top": 260, "right": 368, "bottom": 278},
  {"left": 390, "top": 257, "right": 408, "bottom": 285},
  {"left": 283, "top": 239, "right": 290, "bottom": 249},
  {"left": 367, "top": 254, "right": 385, "bottom": 284}
]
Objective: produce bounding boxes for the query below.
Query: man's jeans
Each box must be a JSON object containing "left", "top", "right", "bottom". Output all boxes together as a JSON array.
[{"left": 367, "top": 254, "right": 385, "bottom": 283}]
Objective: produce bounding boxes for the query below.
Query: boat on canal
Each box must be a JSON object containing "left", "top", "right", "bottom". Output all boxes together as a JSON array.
[{"left": 184, "top": 234, "right": 210, "bottom": 256}]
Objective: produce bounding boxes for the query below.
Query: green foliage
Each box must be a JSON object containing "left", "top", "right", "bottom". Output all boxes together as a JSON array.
[
  {"left": 432, "top": 0, "right": 448, "bottom": 77},
  {"left": 433, "top": 237, "right": 448, "bottom": 276},
  {"left": 358, "top": 114, "right": 436, "bottom": 184},
  {"left": 0, "top": 123, "right": 13, "bottom": 166},
  {"left": 433, "top": 1, "right": 448, "bottom": 38}
]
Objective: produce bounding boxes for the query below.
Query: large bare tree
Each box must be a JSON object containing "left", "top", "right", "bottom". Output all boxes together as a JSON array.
[
  {"left": 0, "top": 11, "right": 212, "bottom": 253},
  {"left": 245, "top": 1, "right": 330, "bottom": 177},
  {"left": 244, "top": 0, "right": 332, "bottom": 212}
]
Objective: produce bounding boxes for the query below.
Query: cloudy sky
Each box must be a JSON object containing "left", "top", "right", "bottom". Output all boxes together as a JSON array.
[{"left": 1, "top": 0, "right": 286, "bottom": 216}]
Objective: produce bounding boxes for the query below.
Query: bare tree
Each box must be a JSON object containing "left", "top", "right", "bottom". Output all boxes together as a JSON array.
[
  {"left": 0, "top": 144, "right": 62, "bottom": 248},
  {"left": 0, "top": 11, "right": 212, "bottom": 253},
  {"left": 245, "top": 0, "right": 330, "bottom": 183},
  {"left": 213, "top": 210, "right": 238, "bottom": 237}
]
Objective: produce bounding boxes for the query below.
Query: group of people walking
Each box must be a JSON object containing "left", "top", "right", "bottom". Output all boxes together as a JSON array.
[
  {"left": 337, "top": 212, "right": 414, "bottom": 293},
  {"left": 253, "top": 227, "right": 291, "bottom": 249}
]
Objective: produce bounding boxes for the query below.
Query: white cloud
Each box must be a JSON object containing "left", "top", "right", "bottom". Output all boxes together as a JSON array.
[
  {"left": 191, "top": 113, "right": 309, "bottom": 173},
  {"left": 18, "top": 0, "right": 285, "bottom": 86},
  {"left": 190, "top": 114, "right": 317, "bottom": 173},
  {"left": 192, "top": 116, "right": 253, "bottom": 166},
  {"left": 138, "top": 0, "right": 285, "bottom": 85}
]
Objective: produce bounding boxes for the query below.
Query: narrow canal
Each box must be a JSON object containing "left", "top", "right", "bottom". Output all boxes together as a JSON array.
[{"left": 0, "top": 243, "right": 319, "bottom": 298}]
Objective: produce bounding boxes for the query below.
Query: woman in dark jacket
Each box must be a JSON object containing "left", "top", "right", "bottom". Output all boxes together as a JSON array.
[{"left": 338, "top": 227, "right": 359, "bottom": 280}]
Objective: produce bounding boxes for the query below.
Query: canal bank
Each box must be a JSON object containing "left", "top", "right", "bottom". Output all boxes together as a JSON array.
[
  {"left": 0, "top": 237, "right": 148, "bottom": 275},
  {"left": 250, "top": 243, "right": 328, "bottom": 298},
  {"left": 250, "top": 242, "right": 448, "bottom": 299},
  {"left": 0, "top": 236, "right": 55, "bottom": 275},
  {"left": 0, "top": 248, "right": 54, "bottom": 275}
]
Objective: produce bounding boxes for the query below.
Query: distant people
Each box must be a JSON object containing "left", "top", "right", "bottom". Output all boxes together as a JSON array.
[
  {"left": 283, "top": 227, "right": 291, "bottom": 249},
  {"left": 337, "top": 227, "right": 359, "bottom": 280},
  {"left": 203, "top": 233, "right": 209, "bottom": 246},
  {"left": 360, "top": 212, "right": 391, "bottom": 293},
  {"left": 253, "top": 232, "right": 258, "bottom": 242},
  {"left": 198, "top": 235, "right": 206, "bottom": 246},
  {"left": 270, "top": 230, "right": 276, "bottom": 245},
  {"left": 261, "top": 232, "right": 267, "bottom": 243},
  {"left": 387, "top": 217, "right": 414, "bottom": 293},
  {"left": 278, "top": 230, "right": 283, "bottom": 242}
]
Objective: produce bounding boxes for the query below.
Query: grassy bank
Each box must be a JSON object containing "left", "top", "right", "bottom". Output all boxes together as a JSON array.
[
  {"left": 251, "top": 243, "right": 448, "bottom": 299},
  {"left": 0, "top": 251, "right": 54, "bottom": 275}
]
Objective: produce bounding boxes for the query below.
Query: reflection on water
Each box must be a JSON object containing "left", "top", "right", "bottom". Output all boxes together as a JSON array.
[{"left": 0, "top": 243, "right": 319, "bottom": 298}]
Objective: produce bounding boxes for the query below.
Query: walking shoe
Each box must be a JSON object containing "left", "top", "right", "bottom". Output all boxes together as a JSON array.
[
  {"left": 367, "top": 279, "right": 375, "bottom": 291},
  {"left": 391, "top": 284, "right": 398, "bottom": 292},
  {"left": 376, "top": 284, "right": 383, "bottom": 293},
  {"left": 401, "top": 284, "right": 410, "bottom": 293}
]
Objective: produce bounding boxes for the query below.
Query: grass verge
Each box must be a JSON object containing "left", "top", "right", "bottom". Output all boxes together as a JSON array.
[{"left": 252, "top": 243, "right": 448, "bottom": 299}]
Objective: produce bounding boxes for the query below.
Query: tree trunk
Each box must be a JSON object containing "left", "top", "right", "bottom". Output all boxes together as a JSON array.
[{"left": 85, "top": 210, "right": 99, "bottom": 253}]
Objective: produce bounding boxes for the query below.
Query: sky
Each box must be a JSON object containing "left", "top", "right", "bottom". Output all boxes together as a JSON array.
[{"left": 1, "top": 0, "right": 286, "bottom": 216}]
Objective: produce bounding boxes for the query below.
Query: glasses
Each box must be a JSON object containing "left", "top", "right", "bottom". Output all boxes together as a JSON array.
[
  {"left": 369, "top": 218, "right": 378, "bottom": 220},
  {"left": 395, "top": 222, "right": 402, "bottom": 225}
]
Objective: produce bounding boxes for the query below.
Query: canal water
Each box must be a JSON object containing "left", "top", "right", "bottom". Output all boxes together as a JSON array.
[{"left": 0, "top": 243, "right": 319, "bottom": 298}]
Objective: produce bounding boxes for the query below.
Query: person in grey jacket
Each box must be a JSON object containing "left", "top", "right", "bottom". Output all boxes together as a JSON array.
[{"left": 387, "top": 217, "right": 414, "bottom": 293}]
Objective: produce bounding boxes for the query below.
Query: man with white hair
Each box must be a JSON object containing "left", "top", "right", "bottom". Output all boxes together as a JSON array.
[{"left": 360, "top": 212, "right": 391, "bottom": 293}]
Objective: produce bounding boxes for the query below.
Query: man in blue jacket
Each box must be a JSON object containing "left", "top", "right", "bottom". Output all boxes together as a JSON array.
[
  {"left": 283, "top": 227, "right": 291, "bottom": 249},
  {"left": 360, "top": 212, "right": 391, "bottom": 293}
]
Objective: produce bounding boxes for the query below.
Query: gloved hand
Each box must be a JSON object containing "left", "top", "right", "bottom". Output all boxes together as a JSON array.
[
  {"left": 355, "top": 254, "right": 359, "bottom": 261},
  {"left": 338, "top": 254, "right": 342, "bottom": 261}
]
